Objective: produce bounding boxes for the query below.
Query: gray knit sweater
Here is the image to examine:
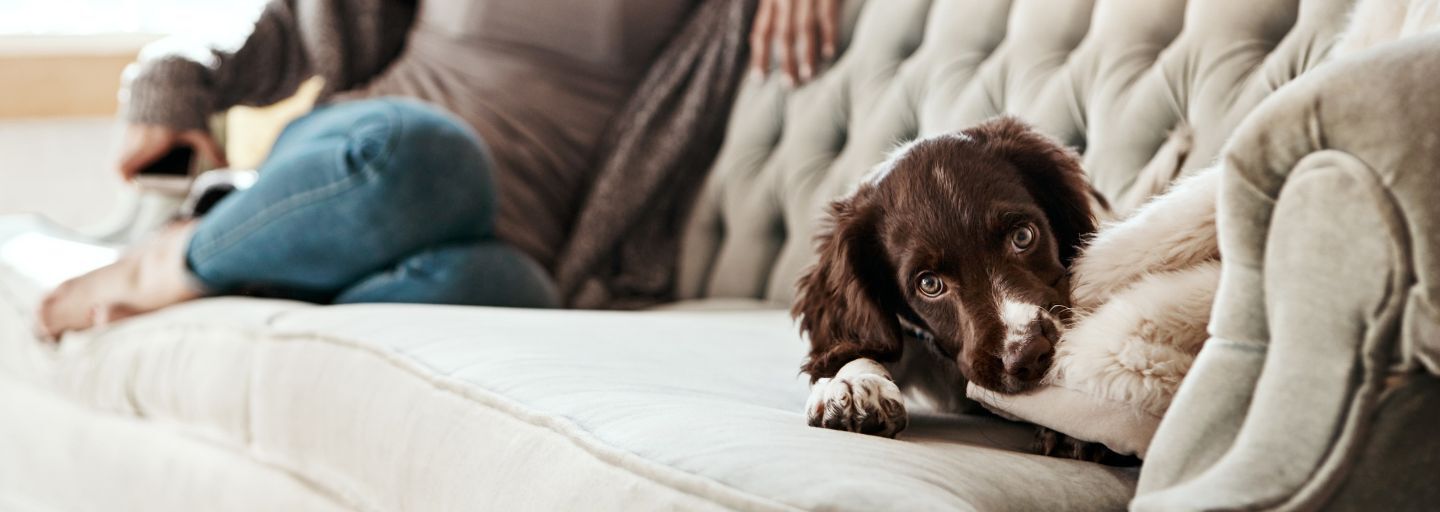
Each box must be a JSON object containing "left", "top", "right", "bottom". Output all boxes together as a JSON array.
[{"left": 121, "top": 0, "right": 692, "bottom": 269}]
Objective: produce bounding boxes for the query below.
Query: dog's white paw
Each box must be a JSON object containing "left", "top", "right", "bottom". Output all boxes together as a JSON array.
[{"left": 806, "top": 373, "right": 908, "bottom": 438}]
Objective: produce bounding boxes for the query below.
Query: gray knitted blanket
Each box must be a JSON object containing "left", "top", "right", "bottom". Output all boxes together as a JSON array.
[{"left": 555, "top": 0, "right": 757, "bottom": 309}]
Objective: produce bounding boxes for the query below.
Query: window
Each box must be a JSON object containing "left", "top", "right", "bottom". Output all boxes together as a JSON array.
[{"left": 0, "top": 0, "right": 266, "bottom": 38}]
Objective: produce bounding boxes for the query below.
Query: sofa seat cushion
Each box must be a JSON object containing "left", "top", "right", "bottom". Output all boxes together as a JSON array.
[{"left": 1, "top": 268, "right": 1136, "bottom": 510}]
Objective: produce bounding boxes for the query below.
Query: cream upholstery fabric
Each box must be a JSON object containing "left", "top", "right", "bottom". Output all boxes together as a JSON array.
[
  {"left": 10, "top": 1, "right": 1437, "bottom": 510},
  {"left": 680, "top": 0, "right": 1357, "bottom": 302},
  {"left": 0, "top": 265, "right": 1137, "bottom": 510},
  {"left": 0, "top": 374, "right": 350, "bottom": 512},
  {"left": 1135, "top": 34, "right": 1440, "bottom": 510}
]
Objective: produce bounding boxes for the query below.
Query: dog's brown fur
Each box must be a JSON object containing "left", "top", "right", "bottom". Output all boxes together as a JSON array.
[{"left": 793, "top": 117, "right": 1095, "bottom": 393}]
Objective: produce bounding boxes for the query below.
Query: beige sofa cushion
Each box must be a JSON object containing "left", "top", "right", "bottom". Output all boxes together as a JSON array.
[
  {"left": 680, "top": 0, "right": 1357, "bottom": 302},
  {"left": 0, "top": 259, "right": 1138, "bottom": 510}
]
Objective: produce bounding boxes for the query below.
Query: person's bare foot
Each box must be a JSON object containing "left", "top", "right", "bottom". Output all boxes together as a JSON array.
[{"left": 36, "top": 222, "right": 204, "bottom": 340}]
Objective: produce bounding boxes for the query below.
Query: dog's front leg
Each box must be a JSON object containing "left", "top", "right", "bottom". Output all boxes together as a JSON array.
[
  {"left": 1034, "top": 427, "right": 1141, "bottom": 466},
  {"left": 806, "top": 358, "right": 908, "bottom": 438}
]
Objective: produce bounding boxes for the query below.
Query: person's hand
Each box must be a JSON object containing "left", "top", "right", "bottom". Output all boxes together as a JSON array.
[
  {"left": 116, "top": 123, "right": 228, "bottom": 182},
  {"left": 750, "top": 0, "right": 843, "bottom": 87}
]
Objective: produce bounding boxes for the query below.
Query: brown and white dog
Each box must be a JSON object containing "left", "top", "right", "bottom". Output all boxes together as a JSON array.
[
  {"left": 792, "top": 117, "right": 1102, "bottom": 446},
  {"left": 792, "top": 1, "right": 1440, "bottom": 460}
]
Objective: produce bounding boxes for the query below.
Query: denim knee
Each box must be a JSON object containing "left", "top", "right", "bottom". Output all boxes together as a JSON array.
[
  {"left": 184, "top": 98, "right": 504, "bottom": 298},
  {"left": 347, "top": 100, "right": 489, "bottom": 174},
  {"left": 341, "top": 98, "right": 498, "bottom": 234}
]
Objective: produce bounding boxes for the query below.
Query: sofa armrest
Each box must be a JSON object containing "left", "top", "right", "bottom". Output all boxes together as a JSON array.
[{"left": 1135, "top": 33, "right": 1440, "bottom": 511}]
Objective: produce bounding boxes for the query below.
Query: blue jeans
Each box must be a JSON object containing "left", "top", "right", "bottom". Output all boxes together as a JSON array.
[{"left": 186, "top": 98, "right": 558, "bottom": 308}]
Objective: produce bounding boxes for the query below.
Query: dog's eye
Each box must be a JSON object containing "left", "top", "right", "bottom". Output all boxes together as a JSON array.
[
  {"left": 916, "top": 272, "right": 946, "bottom": 297},
  {"left": 1011, "top": 225, "right": 1036, "bottom": 252}
]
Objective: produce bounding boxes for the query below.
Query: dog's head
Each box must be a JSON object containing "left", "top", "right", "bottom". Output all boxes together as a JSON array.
[{"left": 794, "top": 117, "right": 1096, "bottom": 394}]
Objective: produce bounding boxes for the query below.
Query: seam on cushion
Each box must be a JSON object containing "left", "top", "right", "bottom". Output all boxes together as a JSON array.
[
  {"left": 147, "top": 412, "right": 367, "bottom": 512},
  {"left": 98, "top": 322, "right": 802, "bottom": 512},
  {"left": 0, "top": 372, "right": 364, "bottom": 512},
  {"left": 274, "top": 330, "right": 802, "bottom": 512},
  {"left": 1210, "top": 338, "right": 1267, "bottom": 354}
]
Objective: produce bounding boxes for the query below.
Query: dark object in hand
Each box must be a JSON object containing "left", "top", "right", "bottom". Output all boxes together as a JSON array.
[
  {"left": 190, "top": 184, "right": 237, "bottom": 217},
  {"left": 179, "top": 169, "right": 259, "bottom": 219},
  {"left": 140, "top": 146, "right": 195, "bottom": 177}
]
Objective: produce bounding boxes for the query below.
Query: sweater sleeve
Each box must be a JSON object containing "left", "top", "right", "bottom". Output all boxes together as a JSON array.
[{"left": 120, "top": 0, "right": 417, "bottom": 131}]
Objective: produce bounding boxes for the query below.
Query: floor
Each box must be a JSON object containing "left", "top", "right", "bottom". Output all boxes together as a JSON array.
[{"left": 0, "top": 117, "right": 129, "bottom": 231}]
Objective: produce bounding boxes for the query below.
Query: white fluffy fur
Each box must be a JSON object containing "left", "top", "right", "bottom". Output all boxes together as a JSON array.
[
  {"left": 1070, "top": 164, "right": 1221, "bottom": 312},
  {"left": 1056, "top": 261, "right": 1220, "bottom": 416}
]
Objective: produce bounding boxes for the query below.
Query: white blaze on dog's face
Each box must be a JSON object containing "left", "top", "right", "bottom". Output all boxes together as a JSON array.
[
  {"left": 996, "top": 286, "right": 1062, "bottom": 390},
  {"left": 864, "top": 121, "right": 1090, "bottom": 394},
  {"left": 865, "top": 136, "right": 1076, "bottom": 394}
]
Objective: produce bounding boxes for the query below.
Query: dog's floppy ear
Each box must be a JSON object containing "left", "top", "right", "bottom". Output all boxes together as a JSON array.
[
  {"left": 971, "top": 116, "right": 1097, "bottom": 266},
  {"left": 792, "top": 186, "right": 906, "bottom": 382}
]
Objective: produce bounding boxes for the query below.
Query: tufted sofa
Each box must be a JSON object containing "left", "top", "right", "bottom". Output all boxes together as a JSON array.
[
  {"left": 3, "top": 0, "right": 1438, "bottom": 510},
  {"left": 681, "top": 0, "right": 1354, "bottom": 302}
]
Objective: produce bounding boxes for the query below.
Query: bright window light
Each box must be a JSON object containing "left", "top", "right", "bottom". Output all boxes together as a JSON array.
[
  {"left": 0, "top": 0, "right": 266, "bottom": 38},
  {"left": 0, "top": 233, "right": 119, "bottom": 288}
]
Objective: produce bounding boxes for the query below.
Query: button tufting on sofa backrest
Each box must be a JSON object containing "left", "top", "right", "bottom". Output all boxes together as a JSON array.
[{"left": 678, "top": 0, "right": 1358, "bottom": 304}]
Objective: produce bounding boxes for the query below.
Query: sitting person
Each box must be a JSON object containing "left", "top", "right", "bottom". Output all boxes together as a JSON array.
[{"left": 38, "top": 0, "right": 842, "bottom": 338}]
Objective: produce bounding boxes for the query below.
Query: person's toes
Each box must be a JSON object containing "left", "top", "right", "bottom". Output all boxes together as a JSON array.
[
  {"left": 91, "top": 305, "right": 109, "bottom": 328},
  {"left": 94, "top": 303, "right": 142, "bottom": 327},
  {"left": 36, "top": 278, "right": 110, "bottom": 340},
  {"left": 34, "top": 302, "right": 59, "bottom": 342},
  {"left": 37, "top": 286, "right": 85, "bottom": 341}
]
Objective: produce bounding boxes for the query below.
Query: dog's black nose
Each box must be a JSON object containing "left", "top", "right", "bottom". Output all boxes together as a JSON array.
[{"left": 1003, "top": 336, "right": 1054, "bottom": 382}]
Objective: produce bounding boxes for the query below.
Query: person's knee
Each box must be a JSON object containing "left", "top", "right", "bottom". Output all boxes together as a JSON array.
[
  {"left": 387, "top": 99, "right": 487, "bottom": 162},
  {"left": 340, "top": 99, "right": 497, "bottom": 227},
  {"left": 346, "top": 99, "right": 491, "bottom": 178},
  {"left": 438, "top": 243, "right": 559, "bottom": 308}
]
